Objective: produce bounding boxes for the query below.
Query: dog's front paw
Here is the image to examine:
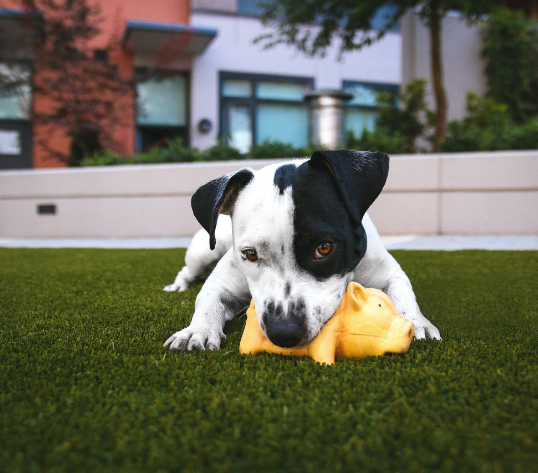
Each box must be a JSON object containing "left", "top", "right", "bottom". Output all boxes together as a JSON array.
[
  {"left": 413, "top": 321, "right": 442, "bottom": 340},
  {"left": 163, "top": 281, "right": 188, "bottom": 292},
  {"left": 163, "top": 267, "right": 193, "bottom": 292},
  {"left": 163, "top": 326, "right": 225, "bottom": 351}
]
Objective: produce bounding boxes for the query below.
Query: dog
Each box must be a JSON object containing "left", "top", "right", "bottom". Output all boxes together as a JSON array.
[{"left": 163, "top": 150, "right": 441, "bottom": 351}]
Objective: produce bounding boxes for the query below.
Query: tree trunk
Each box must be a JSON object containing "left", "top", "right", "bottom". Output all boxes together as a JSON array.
[{"left": 429, "top": 8, "right": 447, "bottom": 152}]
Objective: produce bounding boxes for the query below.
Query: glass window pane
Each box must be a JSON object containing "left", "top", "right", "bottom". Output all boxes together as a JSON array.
[
  {"left": 222, "top": 80, "right": 252, "bottom": 98},
  {"left": 0, "top": 64, "right": 31, "bottom": 120},
  {"left": 256, "top": 82, "right": 309, "bottom": 101},
  {"left": 0, "top": 130, "right": 21, "bottom": 154},
  {"left": 137, "top": 76, "right": 187, "bottom": 126},
  {"left": 345, "top": 109, "right": 378, "bottom": 137},
  {"left": 344, "top": 84, "right": 378, "bottom": 107},
  {"left": 238, "top": 0, "right": 265, "bottom": 15},
  {"left": 256, "top": 104, "right": 308, "bottom": 148},
  {"left": 228, "top": 104, "right": 252, "bottom": 153}
]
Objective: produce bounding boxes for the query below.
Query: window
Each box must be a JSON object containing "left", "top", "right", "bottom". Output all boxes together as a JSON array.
[
  {"left": 136, "top": 72, "right": 188, "bottom": 151},
  {"left": 0, "top": 63, "right": 31, "bottom": 120},
  {"left": 220, "top": 73, "right": 313, "bottom": 153},
  {"left": 0, "top": 63, "right": 33, "bottom": 169},
  {"left": 343, "top": 81, "right": 399, "bottom": 139},
  {"left": 237, "top": 0, "right": 265, "bottom": 16}
]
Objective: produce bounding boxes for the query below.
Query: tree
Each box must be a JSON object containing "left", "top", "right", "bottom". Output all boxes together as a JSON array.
[
  {"left": 347, "top": 79, "right": 434, "bottom": 154},
  {"left": 257, "top": 0, "right": 498, "bottom": 152},
  {"left": 16, "top": 0, "right": 134, "bottom": 165},
  {"left": 481, "top": 8, "right": 538, "bottom": 123}
]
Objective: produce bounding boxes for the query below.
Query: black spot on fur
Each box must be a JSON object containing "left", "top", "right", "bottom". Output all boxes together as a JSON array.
[
  {"left": 274, "top": 164, "right": 297, "bottom": 195},
  {"left": 284, "top": 282, "right": 291, "bottom": 298},
  {"left": 259, "top": 240, "right": 270, "bottom": 252}
]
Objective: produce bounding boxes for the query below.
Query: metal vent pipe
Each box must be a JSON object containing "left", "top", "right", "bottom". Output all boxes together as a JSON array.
[{"left": 304, "top": 89, "right": 353, "bottom": 149}]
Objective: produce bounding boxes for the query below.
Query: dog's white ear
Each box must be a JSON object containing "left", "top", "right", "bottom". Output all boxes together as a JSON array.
[
  {"left": 191, "top": 168, "right": 254, "bottom": 250},
  {"left": 309, "top": 150, "right": 389, "bottom": 225}
]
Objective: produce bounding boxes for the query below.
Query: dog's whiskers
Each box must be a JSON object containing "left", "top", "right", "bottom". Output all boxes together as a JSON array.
[{"left": 234, "top": 305, "right": 250, "bottom": 318}]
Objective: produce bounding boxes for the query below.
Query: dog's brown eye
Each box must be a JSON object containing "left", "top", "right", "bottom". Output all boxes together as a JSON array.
[
  {"left": 314, "top": 242, "right": 332, "bottom": 259},
  {"left": 242, "top": 249, "right": 258, "bottom": 262}
]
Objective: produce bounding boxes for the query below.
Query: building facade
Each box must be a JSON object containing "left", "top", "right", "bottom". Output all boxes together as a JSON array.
[
  {"left": 0, "top": 0, "right": 401, "bottom": 169},
  {"left": 189, "top": 1, "right": 401, "bottom": 153}
]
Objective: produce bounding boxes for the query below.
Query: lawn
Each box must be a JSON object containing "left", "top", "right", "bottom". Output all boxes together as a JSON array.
[{"left": 1, "top": 248, "right": 537, "bottom": 473}]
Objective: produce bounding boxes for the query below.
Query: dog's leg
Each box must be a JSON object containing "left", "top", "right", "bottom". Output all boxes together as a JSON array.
[
  {"left": 164, "top": 248, "right": 250, "bottom": 351},
  {"left": 356, "top": 255, "right": 441, "bottom": 340},
  {"left": 383, "top": 271, "right": 441, "bottom": 340},
  {"left": 356, "top": 214, "right": 442, "bottom": 340},
  {"left": 164, "top": 216, "right": 232, "bottom": 292}
]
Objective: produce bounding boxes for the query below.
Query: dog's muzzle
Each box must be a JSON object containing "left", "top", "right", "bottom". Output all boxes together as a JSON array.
[{"left": 263, "top": 298, "right": 307, "bottom": 348}]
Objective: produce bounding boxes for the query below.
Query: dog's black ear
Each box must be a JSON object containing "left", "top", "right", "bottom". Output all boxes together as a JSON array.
[
  {"left": 309, "top": 150, "right": 389, "bottom": 225},
  {"left": 191, "top": 168, "right": 254, "bottom": 250}
]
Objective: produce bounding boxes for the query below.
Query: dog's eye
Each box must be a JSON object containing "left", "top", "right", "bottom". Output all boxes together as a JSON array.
[
  {"left": 314, "top": 242, "right": 332, "bottom": 259},
  {"left": 242, "top": 249, "right": 258, "bottom": 262}
]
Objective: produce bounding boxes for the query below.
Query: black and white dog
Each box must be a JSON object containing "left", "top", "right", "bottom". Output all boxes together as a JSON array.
[{"left": 164, "top": 150, "right": 441, "bottom": 351}]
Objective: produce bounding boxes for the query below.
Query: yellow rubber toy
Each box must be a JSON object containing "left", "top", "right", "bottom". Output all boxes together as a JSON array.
[{"left": 239, "top": 282, "right": 414, "bottom": 365}]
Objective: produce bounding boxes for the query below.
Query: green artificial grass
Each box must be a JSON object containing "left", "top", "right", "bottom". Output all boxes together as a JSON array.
[{"left": 1, "top": 248, "right": 537, "bottom": 473}]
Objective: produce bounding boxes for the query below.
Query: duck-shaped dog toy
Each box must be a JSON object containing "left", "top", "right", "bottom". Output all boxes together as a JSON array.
[{"left": 239, "top": 282, "right": 414, "bottom": 365}]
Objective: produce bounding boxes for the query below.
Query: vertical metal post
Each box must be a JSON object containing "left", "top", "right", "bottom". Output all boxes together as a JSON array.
[{"left": 304, "top": 89, "right": 353, "bottom": 149}]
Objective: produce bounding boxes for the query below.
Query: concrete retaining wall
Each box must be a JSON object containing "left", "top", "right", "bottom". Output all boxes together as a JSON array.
[{"left": 1, "top": 150, "right": 537, "bottom": 238}]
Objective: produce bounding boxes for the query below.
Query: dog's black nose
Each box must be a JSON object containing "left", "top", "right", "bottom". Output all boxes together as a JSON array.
[
  {"left": 263, "top": 299, "right": 307, "bottom": 348},
  {"left": 265, "top": 317, "right": 306, "bottom": 348}
]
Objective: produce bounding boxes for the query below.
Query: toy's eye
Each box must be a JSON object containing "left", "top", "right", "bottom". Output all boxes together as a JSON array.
[
  {"left": 314, "top": 242, "right": 332, "bottom": 259},
  {"left": 379, "top": 304, "right": 382, "bottom": 307},
  {"left": 242, "top": 249, "right": 258, "bottom": 262}
]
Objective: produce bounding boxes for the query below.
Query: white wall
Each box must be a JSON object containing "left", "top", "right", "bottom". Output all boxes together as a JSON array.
[
  {"left": 1, "top": 151, "right": 537, "bottom": 239},
  {"left": 189, "top": 12, "right": 402, "bottom": 149},
  {"left": 401, "top": 11, "right": 487, "bottom": 122}
]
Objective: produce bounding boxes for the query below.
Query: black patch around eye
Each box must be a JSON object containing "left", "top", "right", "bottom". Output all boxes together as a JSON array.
[{"left": 290, "top": 162, "right": 367, "bottom": 279}]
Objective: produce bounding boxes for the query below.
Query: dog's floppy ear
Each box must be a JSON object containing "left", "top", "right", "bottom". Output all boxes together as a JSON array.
[
  {"left": 191, "top": 168, "right": 254, "bottom": 250},
  {"left": 309, "top": 150, "right": 389, "bottom": 225}
]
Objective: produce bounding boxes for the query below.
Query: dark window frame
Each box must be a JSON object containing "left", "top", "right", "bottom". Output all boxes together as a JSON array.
[
  {"left": 219, "top": 71, "right": 314, "bottom": 149},
  {"left": 134, "top": 68, "right": 190, "bottom": 152}
]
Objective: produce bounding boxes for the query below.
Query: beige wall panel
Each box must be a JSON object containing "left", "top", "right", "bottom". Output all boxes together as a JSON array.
[
  {"left": 441, "top": 192, "right": 538, "bottom": 234},
  {"left": 368, "top": 192, "right": 439, "bottom": 235},
  {"left": 441, "top": 152, "right": 538, "bottom": 190},
  {"left": 0, "top": 196, "right": 201, "bottom": 238},
  {"left": 385, "top": 155, "right": 439, "bottom": 191}
]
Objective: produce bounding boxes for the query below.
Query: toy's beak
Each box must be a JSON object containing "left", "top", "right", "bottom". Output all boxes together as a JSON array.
[{"left": 385, "top": 316, "right": 414, "bottom": 354}]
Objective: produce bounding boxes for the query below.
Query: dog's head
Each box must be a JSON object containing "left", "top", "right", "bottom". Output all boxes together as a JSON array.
[{"left": 192, "top": 150, "right": 389, "bottom": 348}]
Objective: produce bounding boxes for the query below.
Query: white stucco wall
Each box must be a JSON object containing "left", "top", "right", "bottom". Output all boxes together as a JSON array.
[
  {"left": 401, "top": 11, "right": 487, "bottom": 122},
  {"left": 189, "top": 12, "right": 402, "bottom": 149}
]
